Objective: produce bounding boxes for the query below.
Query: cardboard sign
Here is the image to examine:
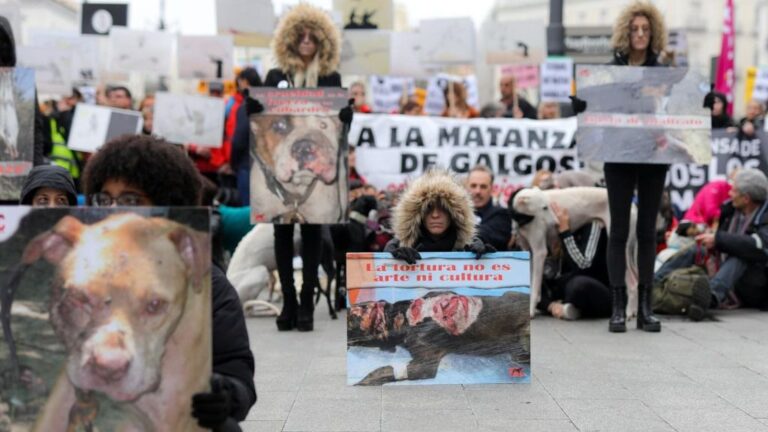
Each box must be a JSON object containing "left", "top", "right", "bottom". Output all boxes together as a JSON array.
[
  {"left": 389, "top": 31, "right": 428, "bottom": 77},
  {"left": 423, "top": 74, "right": 479, "bottom": 116},
  {"left": 500, "top": 64, "right": 540, "bottom": 90},
  {"left": 16, "top": 46, "right": 76, "bottom": 95},
  {"left": 108, "top": 28, "right": 173, "bottom": 75},
  {"left": 540, "top": 57, "right": 574, "bottom": 103},
  {"left": 339, "top": 30, "right": 391, "bottom": 76},
  {"left": 335, "top": 0, "right": 394, "bottom": 30},
  {"left": 576, "top": 65, "right": 712, "bottom": 164},
  {"left": 418, "top": 18, "right": 476, "bottom": 65},
  {"left": 177, "top": 35, "right": 234, "bottom": 80},
  {"left": 346, "top": 252, "right": 531, "bottom": 385},
  {"left": 153, "top": 92, "right": 226, "bottom": 148},
  {"left": 752, "top": 67, "right": 768, "bottom": 102},
  {"left": 248, "top": 88, "right": 349, "bottom": 224},
  {"left": 216, "top": 0, "right": 276, "bottom": 46},
  {"left": 67, "top": 104, "right": 143, "bottom": 152},
  {"left": 81, "top": 3, "right": 128, "bottom": 35},
  {"left": 0, "top": 68, "right": 35, "bottom": 201},
  {"left": 0, "top": 207, "right": 211, "bottom": 431},
  {"left": 368, "top": 75, "right": 414, "bottom": 113},
  {"left": 484, "top": 21, "right": 546, "bottom": 65},
  {"left": 28, "top": 32, "right": 102, "bottom": 83}
]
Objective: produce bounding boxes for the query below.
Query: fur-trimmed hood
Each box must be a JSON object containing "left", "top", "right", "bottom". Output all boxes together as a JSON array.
[
  {"left": 272, "top": 3, "right": 341, "bottom": 77},
  {"left": 393, "top": 170, "right": 476, "bottom": 250},
  {"left": 611, "top": 0, "right": 667, "bottom": 57}
]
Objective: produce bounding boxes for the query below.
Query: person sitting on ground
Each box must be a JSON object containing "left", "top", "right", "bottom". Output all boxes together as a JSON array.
[
  {"left": 385, "top": 169, "right": 494, "bottom": 264},
  {"left": 654, "top": 168, "right": 768, "bottom": 310},
  {"left": 82, "top": 134, "right": 256, "bottom": 431},
  {"left": 19, "top": 165, "right": 78, "bottom": 207}
]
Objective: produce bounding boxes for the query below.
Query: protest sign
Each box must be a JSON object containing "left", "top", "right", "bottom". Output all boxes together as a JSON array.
[
  {"left": 576, "top": 65, "right": 712, "bottom": 164},
  {"left": 216, "top": 0, "right": 276, "bottom": 46},
  {"left": 177, "top": 35, "right": 234, "bottom": 80},
  {"left": 389, "top": 32, "right": 428, "bottom": 77},
  {"left": 28, "top": 32, "right": 102, "bottom": 83},
  {"left": 153, "top": 92, "right": 226, "bottom": 148},
  {"left": 16, "top": 46, "right": 76, "bottom": 95},
  {"left": 67, "top": 104, "right": 143, "bottom": 152},
  {"left": 339, "top": 30, "right": 391, "bottom": 76},
  {"left": 0, "top": 68, "right": 35, "bottom": 201},
  {"left": 752, "top": 67, "right": 768, "bottom": 102},
  {"left": 248, "top": 88, "right": 349, "bottom": 224},
  {"left": 484, "top": 21, "right": 546, "bottom": 65},
  {"left": 369, "top": 76, "right": 414, "bottom": 113},
  {"left": 500, "top": 64, "right": 540, "bottom": 90},
  {"left": 349, "top": 114, "right": 578, "bottom": 204},
  {"left": 346, "top": 251, "right": 531, "bottom": 385},
  {"left": 335, "top": 0, "right": 394, "bottom": 30},
  {"left": 0, "top": 207, "right": 211, "bottom": 431},
  {"left": 108, "top": 28, "right": 173, "bottom": 75},
  {"left": 423, "top": 74, "right": 479, "bottom": 116},
  {"left": 540, "top": 57, "right": 573, "bottom": 103},
  {"left": 81, "top": 3, "right": 128, "bottom": 35},
  {"left": 418, "top": 18, "right": 476, "bottom": 65}
]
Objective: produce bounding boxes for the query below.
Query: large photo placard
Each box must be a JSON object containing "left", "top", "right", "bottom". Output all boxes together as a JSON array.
[
  {"left": 575, "top": 65, "right": 712, "bottom": 164},
  {"left": 346, "top": 252, "right": 531, "bottom": 385},
  {"left": 153, "top": 92, "right": 226, "bottom": 148},
  {"left": 248, "top": 88, "right": 349, "bottom": 224},
  {"left": 0, "top": 207, "right": 211, "bottom": 431},
  {"left": 0, "top": 67, "right": 35, "bottom": 201}
]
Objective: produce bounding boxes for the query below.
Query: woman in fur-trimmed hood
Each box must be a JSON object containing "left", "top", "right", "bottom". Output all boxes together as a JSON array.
[
  {"left": 610, "top": 0, "right": 667, "bottom": 66},
  {"left": 385, "top": 170, "right": 494, "bottom": 263},
  {"left": 265, "top": 2, "right": 341, "bottom": 88}
]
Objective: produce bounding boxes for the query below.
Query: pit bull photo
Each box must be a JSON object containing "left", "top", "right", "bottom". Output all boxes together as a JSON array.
[
  {"left": 348, "top": 290, "right": 530, "bottom": 386},
  {"left": 250, "top": 110, "right": 348, "bottom": 224},
  {"left": 0, "top": 209, "right": 211, "bottom": 431},
  {"left": 511, "top": 186, "right": 639, "bottom": 318}
]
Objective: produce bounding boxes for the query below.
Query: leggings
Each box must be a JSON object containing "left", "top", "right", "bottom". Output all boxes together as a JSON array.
[
  {"left": 604, "top": 162, "right": 668, "bottom": 287},
  {"left": 274, "top": 224, "right": 322, "bottom": 301}
]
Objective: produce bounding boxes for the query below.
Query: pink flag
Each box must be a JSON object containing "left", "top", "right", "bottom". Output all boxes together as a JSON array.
[{"left": 715, "top": 0, "right": 735, "bottom": 115}]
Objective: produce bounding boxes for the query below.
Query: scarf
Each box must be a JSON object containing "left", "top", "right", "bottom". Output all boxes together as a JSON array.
[
  {"left": 292, "top": 56, "right": 320, "bottom": 88},
  {"left": 415, "top": 225, "right": 458, "bottom": 252}
]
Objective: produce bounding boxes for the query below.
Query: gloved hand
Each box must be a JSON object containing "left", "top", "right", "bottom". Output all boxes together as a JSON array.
[
  {"left": 465, "top": 238, "right": 496, "bottom": 260},
  {"left": 390, "top": 246, "right": 421, "bottom": 264},
  {"left": 192, "top": 374, "right": 238, "bottom": 431},
  {"left": 569, "top": 96, "right": 587, "bottom": 114},
  {"left": 339, "top": 98, "right": 355, "bottom": 125},
  {"left": 702, "top": 83, "right": 716, "bottom": 109},
  {"left": 242, "top": 88, "right": 264, "bottom": 116}
]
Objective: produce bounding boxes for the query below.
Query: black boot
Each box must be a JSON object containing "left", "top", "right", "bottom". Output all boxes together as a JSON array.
[
  {"left": 276, "top": 285, "right": 298, "bottom": 331},
  {"left": 297, "top": 284, "right": 315, "bottom": 332},
  {"left": 609, "top": 286, "right": 627, "bottom": 333},
  {"left": 637, "top": 284, "right": 661, "bottom": 332}
]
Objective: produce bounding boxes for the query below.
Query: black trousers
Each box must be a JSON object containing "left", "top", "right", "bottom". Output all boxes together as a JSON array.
[
  {"left": 604, "top": 162, "right": 668, "bottom": 287},
  {"left": 274, "top": 224, "right": 321, "bottom": 304},
  {"left": 539, "top": 275, "right": 611, "bottom": 318}
]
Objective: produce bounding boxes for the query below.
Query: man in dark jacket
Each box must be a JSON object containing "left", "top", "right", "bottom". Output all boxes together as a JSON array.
[
  {"left": 655, "top": 169, "right": 768, "bottom": 309},
  {"left": 82, "top": 134, "right": 256, "bottom": 431},
  {"left": 467, "top": 165, "right": 511, "bottom": 251}
]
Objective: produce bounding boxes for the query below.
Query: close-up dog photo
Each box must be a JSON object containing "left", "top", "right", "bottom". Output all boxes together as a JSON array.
[{"left": 0, "top": 207, "right": 211, "bottom": 431}]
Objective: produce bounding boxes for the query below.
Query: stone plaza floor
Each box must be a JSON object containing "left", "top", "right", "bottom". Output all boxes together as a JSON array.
[{"left": 241, "top": 308, "right": 768, "bottom": 432}]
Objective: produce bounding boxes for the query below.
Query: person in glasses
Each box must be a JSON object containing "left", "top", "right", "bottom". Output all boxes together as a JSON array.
[
  {"left": 81, "top": 134, "right": 256, "bottom": 431},
  {"left": 20, "top": 165, "right": 78, "bottom": 207}
]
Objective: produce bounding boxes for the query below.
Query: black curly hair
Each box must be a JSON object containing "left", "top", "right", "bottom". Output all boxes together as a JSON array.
[{"left": 82, "top": 134, "right": 202, "bottom": 206}]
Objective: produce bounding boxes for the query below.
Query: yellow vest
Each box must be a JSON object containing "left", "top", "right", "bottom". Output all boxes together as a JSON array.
[{"left": 49, "top": 117, "right": 81, "bottom": 179}]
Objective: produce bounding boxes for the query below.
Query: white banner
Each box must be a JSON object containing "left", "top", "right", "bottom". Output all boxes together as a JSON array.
[{"left": 350, "top": 114, "right": 579, "bottom": 204}]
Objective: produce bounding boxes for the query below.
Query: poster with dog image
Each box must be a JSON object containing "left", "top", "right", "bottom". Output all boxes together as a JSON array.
[
  {"left": 575, "top": 65, "right": 712, "bottom": 164},
  {"left": 0, "top": 207, "right": 211, "bottom": 431},
  {"left": 248, "top": 88, "right": 350, "bottom": 224},
  {"left": 346, "top": 252, "right": 531, "bottom": 386},
  {"left": 0, "top": 68, "right": 35, "bottom": 202}
]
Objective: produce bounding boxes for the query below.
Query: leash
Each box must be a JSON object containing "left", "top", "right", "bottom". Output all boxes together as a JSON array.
[{"left": 66, "top": 389, "right": 99, "bottom": 432}]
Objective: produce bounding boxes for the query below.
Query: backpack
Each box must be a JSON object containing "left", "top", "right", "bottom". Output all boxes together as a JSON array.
[{"left": 652, "top": 266, "right": 711, "bottom": 321}]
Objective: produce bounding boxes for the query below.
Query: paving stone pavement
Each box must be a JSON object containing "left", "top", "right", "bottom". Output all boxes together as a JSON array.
[{"left": 241, "top": 309, "right": 768, "bottom": 432}]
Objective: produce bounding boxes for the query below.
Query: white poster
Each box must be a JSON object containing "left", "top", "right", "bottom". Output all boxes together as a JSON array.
[
  {"left": 68, "top": 104, "right": 143, "bottom": 152},
  {"left": 16, "top": 46, "right": 76, "bottom": 95},
  {"left": 423, "top": 74, "right": 479, "bottom": 116},
  {"left": 484, "top": 21, "right": 546, "bottom": 65},
  {"left": 418, "top": 18, "right": 476, "bottom": 65},
  {"left": 217, "top": 0, "right": 276, "bottom": 44},
  {"left": 177, "top": 35, "right": 234, "bottom": 80},
  {"left": 153, "top": 92, "right": 225, "bottom": 148},
  {"left": 108, "top": 28, "right": 173, "bottom": 75},
  {"left": 349, "top": 114, "right": 578, "bottom": 204},
  {"left": 28, "top": 32, "right": 102, "bottom": 83},
  {"left": 752, "top": 67, "right": 768, "bottom": 102},
  {"left": 369, "top": 76, "right": 414, "bottom": 113},
  {"left": 540, "top": 57, "right": 573, "bottom": 103},
  {"left": 389, "top": 31, "right": 428, "bottom": 77},
  {"left": 340, "top": 30, "right": 391, "bottom": 76}
]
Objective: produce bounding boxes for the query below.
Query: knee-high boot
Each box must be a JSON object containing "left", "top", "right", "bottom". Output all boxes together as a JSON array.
[
  {"left": 609, "top": 286, "right": 627, "bottom": 333},
  {"left": 637, "top": 284, "right": 661, "bottom": 332},
  {"left": 297, "top": 281, "right": 315, "bottom": 332},
  {"left": 276, "top": 283, "right": 298, "bottom": 331}
]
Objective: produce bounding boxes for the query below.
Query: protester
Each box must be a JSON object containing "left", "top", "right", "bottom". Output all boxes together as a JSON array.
[
  {"left": 709, "top": 92, "right": 735, "bottom": 129},
  {"left": 348, "top": 145, "right": 366, "bottom": 184},
  {"left": 538, "top": 101, "right": 561, "bottom": 120},
  {"left": 441, "top": 81, "right": 478, "bottom": 119},
  {"left": 532, "top": 169, "right": 555, "bottom": 190},
  {"left": 228, "top": 67, "right": 263, "bottom": 206},
  {"left": 386, "top": 169, "right": 494, "bottom": 264},
  {"left": 499, "top": 75, "right": 537, "bottom": 119},
  {"left": 466, "top": 165, "right": 511, "bottom": 251},
  {"left": 654, "top": 169, "right": 768, "bottom": 311},
  {"left": 400, "top": 100, "right": 423, "bottom": 116},
  {"left": 82, "top": 135, "right": 256, "bottom": 430},
  {"left": 738, "top": 99, "right": 765, "bottom": 139},
  {"left": 349, "top": 81, "right": 372, "bottom": 113},
  {"left": 479, "top": 102, "right": 505, "bottom": 118},
  {"left": 682, "top": 177, "right": 733, "bottom": 228},
  {"left": 139, "top": 94, "right": 155, "bottom": 135},
  {"left": 105, "top": 85, "right": 133, "bottom": 110},
  {"left": 19, "top": 165, "right": 77, "bottom": 207}
]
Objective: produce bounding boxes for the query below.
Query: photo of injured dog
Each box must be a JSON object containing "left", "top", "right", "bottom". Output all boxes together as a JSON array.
[
  {"left": 0, "top": 207, "right": 211, "bottom": 431},
  {"left": 0, "top": 67, "right": 35, "bottom": 201},
  {"left": 346, "top": 252, "right": 531, "bottom": 386},
  {"left": 249, "top": 88, "right": 349, "bottom": 224}
]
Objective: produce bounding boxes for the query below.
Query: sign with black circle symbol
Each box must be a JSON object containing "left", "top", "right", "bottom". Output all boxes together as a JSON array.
[{"left": 81, "top": 3, "right": 128, "bottom": 35}]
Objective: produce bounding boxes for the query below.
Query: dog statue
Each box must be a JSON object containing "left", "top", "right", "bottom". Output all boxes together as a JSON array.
[
  {"left": 6, "top": 213, "right": 211, "bottom": 431},
  {"left": 249, "top": 112, "right": 348, "bottom": 224},
  {"left": 512, "top": 187, "right": 639, "bottom": 318},
  {"left": 348, "top": 291, "right": 530, "bottom": 385}
]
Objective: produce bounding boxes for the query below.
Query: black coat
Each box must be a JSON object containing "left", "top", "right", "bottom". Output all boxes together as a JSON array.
[
  {"left": 474, "top": 202, "right": 511, "bottom": 251},
  {"left": 211, "top": 264, "right": 257, "bottom": 421},
  {"left": 502, "top": 96, "right": 537, "bottom": 120},
  {"left": 263, "top": 68, "right": 342, "bottom": 88},
  {"left": 230, "top": 102, "right": 250, "bottom": 172}
]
